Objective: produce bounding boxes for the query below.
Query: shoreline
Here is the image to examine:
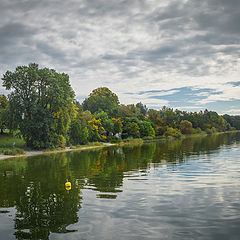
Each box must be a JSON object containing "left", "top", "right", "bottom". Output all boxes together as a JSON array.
[
  {"left": 0, "top": 143, "right": 116, "bottom": 161},
  {"left": 0, "top": 130, "right": 239, "bottom": 161}
]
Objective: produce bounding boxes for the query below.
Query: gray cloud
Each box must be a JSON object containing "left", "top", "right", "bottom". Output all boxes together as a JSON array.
[{"left": 0, "top": 0, "right": 239, "bottom": 112}]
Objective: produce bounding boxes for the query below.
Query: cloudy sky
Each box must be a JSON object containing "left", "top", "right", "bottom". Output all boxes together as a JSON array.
[{"left": 0, "top": 0, "right": 239, "bottom": 114}]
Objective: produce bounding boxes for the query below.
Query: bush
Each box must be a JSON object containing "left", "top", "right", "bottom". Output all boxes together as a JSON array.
[
  {"left": 69, "top": 119, "right": 89, "bottom": 145},
  {"left": 122, "top": 137, "right": 143, "bottom": 143},
  {"left": 164, "top": 127, "right": 182, "bottom": 139},
  {"left": 139, "top": 121, "right": 155, "bottom": 138},
  {"left": 205, "top": 127, "right": 217, "bottom": 135},
  {"left": 193, "top": 127, "right": 202, "bottom": 134},
  {"left": 180, "top": 120, "right": 193, "bottom": 134},
  {"left": 50, "top": 133, "right": 66, "bottom": 148},
  {"left": 2, "top": 148, "right": 25, "bottom": 155},
  {"left": 0, "top": 134, "right": 25, "bottom": 149},
  {"left": 109, "top": 136, "right": 122, "bottom": 143},
  {"left": 86, "top": 142, "right": 103, "bottom": 146},
  {"left": 155, "top": 126, "right": 167, "bottom": 136},
  {"left": 142, "top": 136, "right": 154, "bottom": 140},
  {"left": 122, "top": 122, "right": 140, "bottom": 139}
]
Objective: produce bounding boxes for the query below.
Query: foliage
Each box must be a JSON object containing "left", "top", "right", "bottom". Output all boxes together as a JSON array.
[
  {"left": 2, "top": 148, "right": 25, "bottom": 155},
  {"left": 50, "top": 133, "right": 66, "bottom": 148},
  {"left": 223, "top": 114, "right": 240, "bottom": 130},
  {"left": 180, "top": 120, "right": 193, "bottom": 134},
  {"left": 94, "top": 110, "right": 113, "bottom": 136},
  {"left": 1, "top": 63, "right": 239, "bottom": 149},
  {"left": 164, "top": 127, "right": 182, "bottom": 139},
  {"left": 87, "top": 118, "right": 106, "bottom": 142},
  {"left": 136, "top": 102, "right": 148, "bottom": 116},
  {"left": 138, "top": 121, "right": 155, "bottom": 138},
  {"left": 2, "top": 63, "right": 75, "bottom": 148},
  {"left": 69, "top": 119, "right": 89, "bottom": 145},
  {"left": 205, "top": 127, "right": 217, "bottom": 135},
  {"left": 0, "top": 95, "right": 8, "bottom": 134},
  {"left": 83, "top": 87, "right": 119, "bottom": 117},
  {"left": 112, "top": 118, "right": 123, "bottom": 135},
  {"left": 122, "top": 122, "right": 140, "bottom": 139},
  {"left": 0, "top": 133, "right": 25, "bottom": 149},
  {"left": 0, "top": 94, "right": 8, "bottom": 108}
]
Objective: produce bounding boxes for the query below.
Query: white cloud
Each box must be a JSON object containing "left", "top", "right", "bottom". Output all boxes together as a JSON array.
[{"left": 0, "top": 0, "right": 240, "bottom": 113}]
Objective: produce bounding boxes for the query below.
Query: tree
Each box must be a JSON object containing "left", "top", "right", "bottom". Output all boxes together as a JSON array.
[
  {"left": 139, "top": 121, "right": 155, "bottom": 138},
  {"left": 69, "top": 119, "right": 89, "bottom": 145},
  {"left": 160, "top": 106, "right": 179, "bottom": 128},
  {"left": 0, "top": 95, "right": 8, "bottom": 134},
  {"left": 82, "top": 87, "right": 119, "bottom": 117},
  {"left": 112, "top": 118, "right": 123, "bottom": 136},
  {"left": 164, "top": 127, "right": 182, "bottom": 139},
  {"left": 94, "top": 110, "right": 113, "bottom": 136},
  {"left": 136, "top": 102, "right": 147, "bottom": 116},
  {"left": 180, "top": 120, "right": 193, "bottom": 134},
  {"left": 122, "top": 122, "right": 140, "bottom": 139},
  {"left": 87, "top": 118, "right": 106, "bottom": 142},
  {"left": 2, "top": 63, "right": 75, "bottom": 148}
]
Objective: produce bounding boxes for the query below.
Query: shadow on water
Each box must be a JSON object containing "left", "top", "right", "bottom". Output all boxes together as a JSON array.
[{"left": 0, "top": 132, "right": 239, "bottom": 239}]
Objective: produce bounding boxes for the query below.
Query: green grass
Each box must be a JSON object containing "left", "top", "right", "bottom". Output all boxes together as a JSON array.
[
  {"left": 0, "top": 134, "right": 25, "bottom": 149},
  {"left": 86, "top": 142, "right": 104, "bottom": 146},
  {"left": 2, "top": 148, "right": 25, "bottom": 155},
  {"left": 0, "top": 133, "right": 26, "bottom": 155}
]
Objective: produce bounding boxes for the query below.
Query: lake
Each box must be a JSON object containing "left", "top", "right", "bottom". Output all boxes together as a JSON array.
[{"left": 0, "top": 132, "right": 240, "bottom": 240}]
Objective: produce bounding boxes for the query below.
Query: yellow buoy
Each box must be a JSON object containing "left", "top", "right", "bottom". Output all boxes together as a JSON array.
[{"left": 65, "top": 181, "right": 71, "bottom": 190}]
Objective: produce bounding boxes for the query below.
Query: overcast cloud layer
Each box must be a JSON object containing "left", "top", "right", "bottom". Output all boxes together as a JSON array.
[{"left": 0, "top": 0, "right": 239, "bottom": 114}]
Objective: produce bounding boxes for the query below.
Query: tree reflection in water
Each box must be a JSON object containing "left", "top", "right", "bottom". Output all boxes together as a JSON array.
[{"left": 0, "top": 132, "right": 239, "bottom": 239}]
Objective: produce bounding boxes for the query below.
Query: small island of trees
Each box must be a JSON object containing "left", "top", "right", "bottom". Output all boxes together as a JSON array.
[{"left": 0, "top": 63, "right": 240, "bottom": 152}]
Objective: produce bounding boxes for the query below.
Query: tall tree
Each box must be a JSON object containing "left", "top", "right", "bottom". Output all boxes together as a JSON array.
[
  {"left": 82, "top": 87, "right": 119, "bottom": 117},
  {"left": 2, "top": 63, "right": 75, "bottom": 148},
  {"left": 0, "top": 95, "right": 8, "bottom": 134}
]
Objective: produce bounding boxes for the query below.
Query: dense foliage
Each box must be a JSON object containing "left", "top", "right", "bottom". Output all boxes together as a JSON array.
[
  {"left": 1, "top": 63, "right": 239, "bottom": 149},
  {"left": 2, "top": 64, "right": 75, "bottom": 148}
]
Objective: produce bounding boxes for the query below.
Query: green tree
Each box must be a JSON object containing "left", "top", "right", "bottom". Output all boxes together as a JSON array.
[
  {"left": 94, "top": 110, "right": 114, "bottom": 136},
  {"left": 180, "top": 120, "right": 193, "bottom": 134},
  {"left": 112, "top": 118, "right": 123, "bottom": 135},
  {"left": 136, "top": 102, "right": 147, "bottom": 116},
  {"left": 164, "top": 127, "right": 182, "bottom": 139},
  {"left": 0, "top": 95, "right": 8, "bottom": 134},
  {"left": 139, "top": 121, "right": 155, "bottom": 138},
  {"left": 122, "top": 122, "right": 140, "bottom": 139},
  {"left": 69, "top": 119, "right": 89, "bottom": 145},
  {"left": 2, "top": 63, "right": 75, "bottom": 148},
  {"left": 160, "top": 106, "right": 179, "bottom": 128},
  {"left": 83, "top": 87, "right": 119, "bottom": 117},
  {"left": 87, "top": 118, "right": 106, "bottom": 142}
]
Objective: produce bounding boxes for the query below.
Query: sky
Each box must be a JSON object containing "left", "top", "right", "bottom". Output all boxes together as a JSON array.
[{"left": 0, "top": 0, "right": 240, "bottom": 115}]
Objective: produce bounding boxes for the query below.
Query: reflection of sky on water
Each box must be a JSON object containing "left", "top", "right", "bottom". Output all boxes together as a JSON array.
[
  {"left": 0, "top": 133, "right": 240, "bottom": 239},
  {"left": 63, "top": 137, "right": 240, "bottom": 240}
]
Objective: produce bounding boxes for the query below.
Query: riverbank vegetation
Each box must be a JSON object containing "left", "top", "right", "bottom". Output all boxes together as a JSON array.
[{"left": 1, "top": 63, "right": 240, "bottom": 153}]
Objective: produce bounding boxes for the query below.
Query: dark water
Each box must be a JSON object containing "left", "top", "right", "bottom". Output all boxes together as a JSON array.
[{"left": 0, "top": 133, "right": 240, "bottom": 240}]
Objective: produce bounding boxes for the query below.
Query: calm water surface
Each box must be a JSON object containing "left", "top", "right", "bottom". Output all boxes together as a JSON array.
[{"left": 0, "top": 133, "right": 240, "bottom": 240}]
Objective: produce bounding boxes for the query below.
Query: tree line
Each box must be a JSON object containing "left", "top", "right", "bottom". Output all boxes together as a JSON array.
[{"left": 0, "top": 63, "right": 239, "bottom": 149}]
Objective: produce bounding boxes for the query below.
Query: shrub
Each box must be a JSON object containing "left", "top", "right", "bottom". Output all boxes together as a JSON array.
[
  {"left": 164, "top": 127, "right": 182, "bottom": 139},
  {"left": 50, "top": 133, "right": 66, "bottom": 148},
  {"left": 205, "top": 127, "right": 217, "bottom": 135},
  {"left": 139, "top": 121, "right": 155, "bottom": 138},
  {"left": 69, "top": 119, "right": 89, "bottom": 145},
  {"left": 2, "top": 148, "right": 25, "bottom": 155},
  {"left": 180, "top": 120, "right": 193, "bottom": 134},
  {"left": 193, "top": 127, "right": 202, "bottom": 134},
  {"left": 142, "top": 136, "right": 154, "bottom": 140}
]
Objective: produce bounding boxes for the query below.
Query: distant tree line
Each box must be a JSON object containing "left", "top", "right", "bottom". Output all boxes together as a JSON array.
[{"left": 0, "top": 63, "right": 239, "bottom": 149}]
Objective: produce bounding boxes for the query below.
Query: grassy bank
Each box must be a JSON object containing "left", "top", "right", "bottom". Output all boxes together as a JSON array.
[
  {"left": 1, "top": 130, "right": 239, "bottom": 159},
  {"left": 0, "top": 134, "right": 26, "bottom": 155}
]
